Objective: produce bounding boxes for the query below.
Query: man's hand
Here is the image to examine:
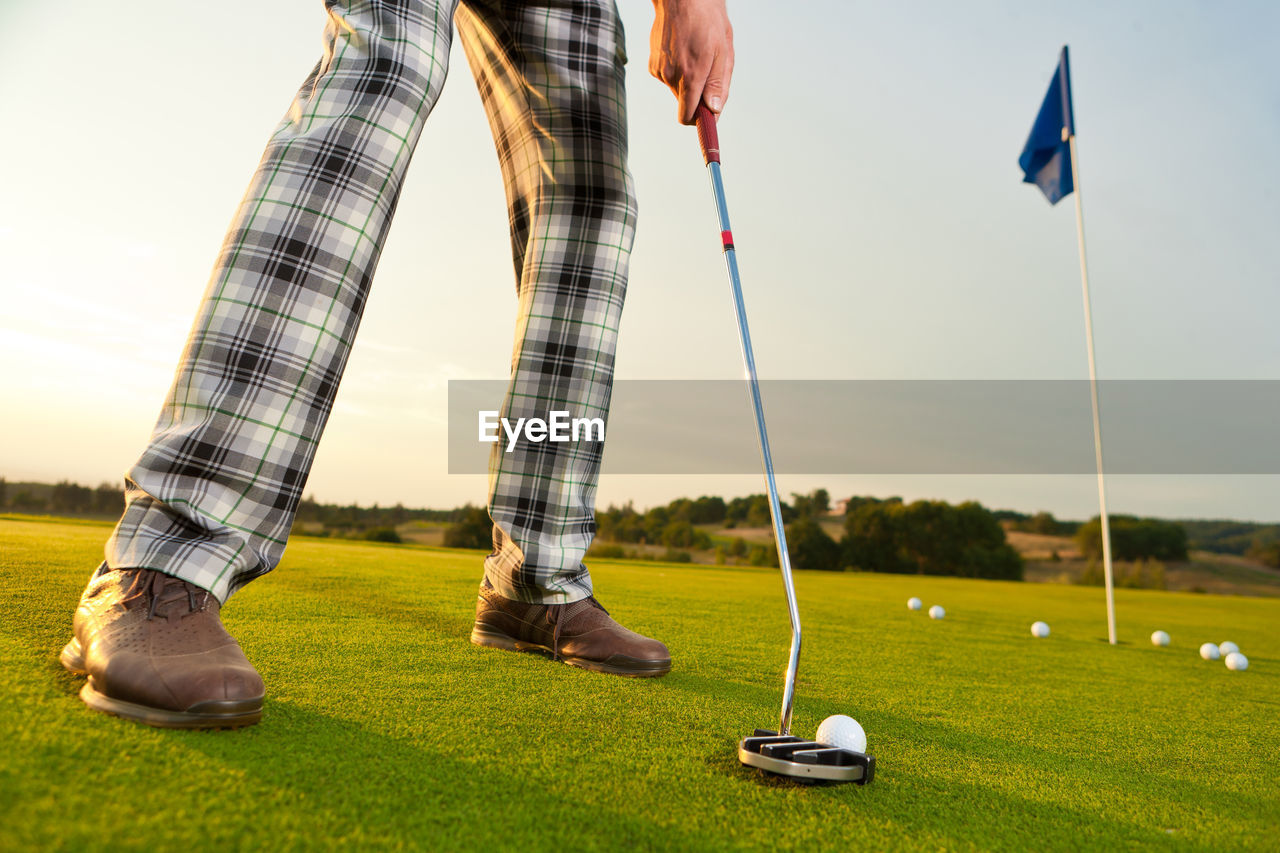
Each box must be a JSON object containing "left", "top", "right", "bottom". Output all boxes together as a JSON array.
[{"left": 649, "top": 0, "right": 734, "bottom": 125}]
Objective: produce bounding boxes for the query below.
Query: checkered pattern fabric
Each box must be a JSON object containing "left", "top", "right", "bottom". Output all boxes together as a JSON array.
[{"left": 105, "top": 0, "right": 636, "bottom": 605}]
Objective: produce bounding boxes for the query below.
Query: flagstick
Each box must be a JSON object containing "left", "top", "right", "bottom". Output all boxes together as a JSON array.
[{"left": 1068, "top": 132, "right": 1117, "bottom": 645}]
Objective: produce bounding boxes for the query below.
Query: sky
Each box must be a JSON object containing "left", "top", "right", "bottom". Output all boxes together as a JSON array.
[{"left": 2, "top": 0, "right": 1278, "bottom": 521}]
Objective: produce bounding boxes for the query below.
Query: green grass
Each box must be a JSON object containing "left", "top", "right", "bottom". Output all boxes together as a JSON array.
[{"left": 2, "top": 517, "right": 1277, "bottom": 851}]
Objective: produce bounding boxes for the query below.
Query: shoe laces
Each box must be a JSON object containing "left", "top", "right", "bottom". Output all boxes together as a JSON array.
[
  {"left": 547, "top": 596, "right": 608, "bottom": 661},
  {"left": 140, "top": 571, "right": 207, "bottom": 622}
]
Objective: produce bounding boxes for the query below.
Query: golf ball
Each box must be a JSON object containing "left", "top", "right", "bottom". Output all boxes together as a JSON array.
[
  {"left": 1031, "top": 621, "right": 1050, "bottom": 638},
  {"left": 1219, "top": 641, "right": 1239, "bottom": 656},
  {"left": 1151, "top": 630, "right": 1171, "bottom": 647},
  {"left": 1199, "top": 642, "right": 1221, "bottom": 661},
  {"left": 907, "top": 597, "right": 922, "bottom": 611},
  {"left": 815, "top": 714, "right": 867, "bottom": 754},
  {"left": 1225, "top": 652, "right": 1249, "bottom": 671},
  {"left": 928, "top": 605, "right": 945, "bottom": 620}
]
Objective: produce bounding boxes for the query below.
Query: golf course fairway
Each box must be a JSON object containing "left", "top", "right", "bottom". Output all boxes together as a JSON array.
[{"left": 3, "top": 516, "right": 1276, "bottom": 850}]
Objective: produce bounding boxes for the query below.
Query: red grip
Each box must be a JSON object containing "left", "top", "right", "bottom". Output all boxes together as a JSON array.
[{"left": 695, "top": 103, "right": 720, "bottom": 164}]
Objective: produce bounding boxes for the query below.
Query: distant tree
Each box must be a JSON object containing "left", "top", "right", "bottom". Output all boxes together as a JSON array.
[
  {"left": 1075, "top": 516, "right": 1188, "bottom": 562},
  {"left": 10, "top": 491, "right": 45, "bottom": 512},
  {"left": 659, "top": 520, "right": 711, "bottom": 549},
  {"left": 728, "top": 537, "right": 747, "bottom": 558},
  {"left": 785, "top": 516, "right": 841, "bottom": 570},
  {"left": 790, "top": 489, "right": 831, "bottom": 519},
  {"left": 633, "top": 505, "right": 668, "bottom": 543},
  {"left": 0, "top": 477, "right": 6, "bottom": 509},
  {"left": 1248, "top": 539, "right": 1280, "bottom": 569},
  {"left": 443, "top": 505, "right": 493, "bottom": 550},
  {"left": 726, "top": 494, "right": 793, "bottom": 528},
  {"left": 992, "top": 509, "right": 1030, "bottom": 523},
  {"left": 92, "top": 482, "right": 122, "bottom": 515},
  {"left": 842, "top": 499, "right": 1021, "bottom": 580},
  {"left": 50, "top": 480, "right": 93, "bottom": 514},
  {"left": 748, "top": 544, "right": 780, "bottom": 568},
  {"left": 1027, "top": 511, "right": 1061, "bottom": 535},
  {"left": 1181, "top": 519, "right": 1280, "bottom": 556},
  {"left": 596, "top": 503, "right": 646, "bottom": 543},
  {"left": 690, "top": 495, "right": 727, "bottom": 524},
  {"left": 841, "top": 495, "right": 899, "bottom": 518},
  {"left": 363, "top": 527, "right": 402, "bottom": 544}
]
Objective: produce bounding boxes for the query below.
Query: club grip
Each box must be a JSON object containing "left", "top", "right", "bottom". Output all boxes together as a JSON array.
[{"left": 695, "top": 103, "right": 720, "bottom": 164}]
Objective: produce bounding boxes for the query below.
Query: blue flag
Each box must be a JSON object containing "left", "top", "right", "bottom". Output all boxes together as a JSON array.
[{"left": 1019, "top": 46, "right": 1076, "bottom": 204}]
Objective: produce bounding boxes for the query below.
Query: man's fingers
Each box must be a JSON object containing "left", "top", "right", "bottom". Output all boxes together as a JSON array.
[
  {"left": 677, "top": 54, "right": 712, "bottom": 124},
  {"left": 649, "top": 0, "right": 733, "bottom": 125},
  {"left": 703, "top": 47, "right": 732, "bottom": 114}
]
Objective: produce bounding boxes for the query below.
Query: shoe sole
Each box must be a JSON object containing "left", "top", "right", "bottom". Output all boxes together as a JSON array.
[
  {"left": 60, "top": 638, "right": 262, "bottom": 729},
  {"left": 470, "top": 627, "right": 672, "bottom": 678}
]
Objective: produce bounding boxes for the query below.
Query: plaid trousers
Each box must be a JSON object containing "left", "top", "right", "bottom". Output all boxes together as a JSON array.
[{"left": 104, "top": 0, "right": 636, "bottom": 605}]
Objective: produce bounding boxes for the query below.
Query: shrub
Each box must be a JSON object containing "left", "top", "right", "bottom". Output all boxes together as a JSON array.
[
  {"left": 363, "top": 527, "right": 402, "bottom": 544},
  {"left": 1247, "top": 539, "right": 1280, "bottom": 569},
  {"left": 659, "top": 520, "right": 712, "bottom": 549},
  {"left": 589, "top": 543, "right": 626, "bottom": 559},
  {"left": 1075, "top": 558, "right": 1166, "bottom": 590},
  {"left": 785, "top": 516, "right": 841, "bottom": 571},
  {"left": 443, "top": 506, "right": 493, "bottom": 550}
]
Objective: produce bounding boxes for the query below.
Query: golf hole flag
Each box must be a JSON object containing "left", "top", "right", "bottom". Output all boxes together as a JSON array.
[
  {"left": 1019, "top": 45, "right": 1119, "bottom": 645},
  {"left": 1019, "top": 46, "right": 1075, "bottom": 204}
]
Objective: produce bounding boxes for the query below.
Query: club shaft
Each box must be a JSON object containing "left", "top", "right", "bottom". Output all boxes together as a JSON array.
[{"left": 705, "top": 161, "right": 802, "bottom": 736}]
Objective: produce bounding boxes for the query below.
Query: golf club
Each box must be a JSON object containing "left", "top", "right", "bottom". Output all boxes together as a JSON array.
[{"left": 694, "top": 103, "right": 875, "bottom": 785}]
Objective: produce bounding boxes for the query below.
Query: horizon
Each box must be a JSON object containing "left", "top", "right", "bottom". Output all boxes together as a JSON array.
[
  {"left": 5, "top": 474, "right": 1278, "bottom": 526},
  {"left": 3, "top": 0, "right": 1278, "bottom": 523}
]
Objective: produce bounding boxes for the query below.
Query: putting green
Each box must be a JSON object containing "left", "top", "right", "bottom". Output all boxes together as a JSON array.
[{"left": 2, "top": 516, "right": 1276, "bottom": 850}]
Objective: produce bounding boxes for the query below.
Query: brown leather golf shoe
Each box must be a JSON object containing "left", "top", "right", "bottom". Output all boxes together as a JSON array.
[
  {"left": 470, "top": 580, "right": 671, "bottom": 677},
  {"left": 60, "top": 567, "right": 264, "bottom": 729}
]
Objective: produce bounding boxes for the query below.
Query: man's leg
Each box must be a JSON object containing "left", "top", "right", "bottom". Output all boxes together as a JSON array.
[
  {"left": 108, "top": 0, "right": 458, "bottom": 603},
  {"left": 456, "top": 0, "right": 669, "bottom": 675},
  {"left": 66, "top": 0, "right": 461, "bottom": 727}
]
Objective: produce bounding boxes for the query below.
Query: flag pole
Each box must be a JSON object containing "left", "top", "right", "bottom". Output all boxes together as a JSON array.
[{"left": 1067, "top": 130, "right": 1117, "bottom": 645}]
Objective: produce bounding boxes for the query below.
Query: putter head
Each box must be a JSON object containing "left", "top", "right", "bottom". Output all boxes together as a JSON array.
[{"left": 738, "top": 729, "right": 875, "bottom": 785}]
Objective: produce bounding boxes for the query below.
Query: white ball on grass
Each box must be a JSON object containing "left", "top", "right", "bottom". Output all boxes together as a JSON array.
[
  {"left": 907, "top": 597, "right": 922, "bottom": 611},
  {"left": 928, "top": 605, "right": 945, "bottom": 620},
  {"left": 1219, "top": 641, "right": 1239, "bottom": 656},
  {"left": 815, "top": 714, "right": 867, "bottom": 753},
  {"left": 1225, "top": 652, "right": 1249, "bottom": 672},
  {"left": 1199, "top": 642, "right": 1220, "bottom": 661},
  {"left": 1151, "top": 630, "right": 1170, "bottom": 647},
  {"left": 1030, "top": 621, "right": 1050, "bottom": 638}
]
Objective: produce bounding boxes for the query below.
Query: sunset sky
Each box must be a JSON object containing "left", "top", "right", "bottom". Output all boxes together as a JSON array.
[{"left": 2, "top": 0, "right": 1277, "bottom": 521}]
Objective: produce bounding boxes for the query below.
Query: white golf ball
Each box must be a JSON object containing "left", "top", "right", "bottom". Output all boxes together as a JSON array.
[
  {"left": 1199, "top": 642, "right": 1221, "bottom": 661},
  {"left": 1031, "top": 621, "right": 1050, "bottom": 638},
  {"left": 907, "top": 597, "right": 922, "bottom": 611},
  {"left": 1151, "top": 630, "right": 1170, "bottom": 647},
  {"left": 1225, "top": 652, "right": 1249, "bottom": 671},
  {"left": 928, "top": 605, "right": 945, "bottom": 620},
  {"left": 815, "top": 714, "right": 867, "bottom": 753},
  {"left": 1219, "top": 641, "right": 1239, "bottom": 656}
]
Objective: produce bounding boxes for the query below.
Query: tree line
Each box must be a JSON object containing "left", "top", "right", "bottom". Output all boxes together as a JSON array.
[
  {"left": 8, "top": 477, "right": 1276, "bottom": 571},
  {"left": 0, "top": 479, "right": 123, "bottom": 515}
]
